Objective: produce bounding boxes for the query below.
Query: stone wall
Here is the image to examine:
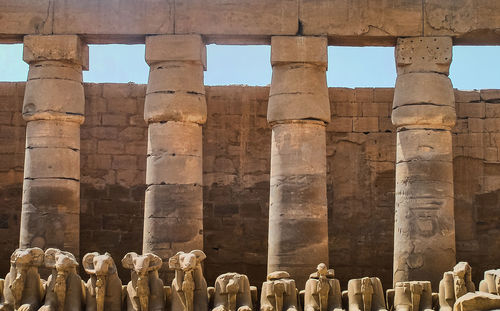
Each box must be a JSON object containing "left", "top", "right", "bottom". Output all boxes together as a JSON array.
[{"left": 1, "top": 82, "right": 500, "bottom": 290}]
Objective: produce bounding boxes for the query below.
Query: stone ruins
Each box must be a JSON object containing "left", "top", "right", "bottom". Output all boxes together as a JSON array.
[{"left": 1, "top": 0, "right": 500, "bottom": 310}]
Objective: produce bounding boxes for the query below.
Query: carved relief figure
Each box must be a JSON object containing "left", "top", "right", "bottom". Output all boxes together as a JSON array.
[
  {"left": 82, "top": 252, "right": 122, "bottom": 311},
  {"left": 122, "top": 252, "right": 164, "bottom": 311},
  {"left": 304, "top": 264, "right": 343, "bottom": 311},
  {"left": 479, "top": 269, "right": 500, "bottom": 295},
  {"left": 439, "top": 262, "right": 475, "bottom": 311},
  {"left": 0, "top": 248, "right": 45, "bottom": 311},
  {"left": 39, "top": 248, "right": 85, "bottom": 311},
  {"left": 391, "top": 281, "right": 432, "bottom": 311},
  {"left": 347, "top": 277, "right": 386, "bottom": 311},
  {"left": 260, "top": 271, "right": 298, "bottom": 311},
  {"left": 212, "top": 273, "right": 252, "bottom": 311},
  {"left": 169, "top": 250, "right": 208, "bottom": 311}
]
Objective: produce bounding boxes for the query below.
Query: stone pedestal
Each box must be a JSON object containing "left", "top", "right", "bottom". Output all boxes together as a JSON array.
[
  {"left": 20, "top": 35, "right": 88, "bottom": 257},
  {"left": 392, "top": 37, "right": 456, "bottom": 288},
  {"left": 143, "top": 35, "right": 207, "bottom": 269},
  {"left": 267, "top": 36, "right": 330, "bottom": 289}
]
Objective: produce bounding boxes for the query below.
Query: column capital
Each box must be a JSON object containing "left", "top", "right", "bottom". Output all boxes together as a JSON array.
[
  {"left": 271, "top": 36, "right": 327, "bottom": 69},
  {"left": 395, "top": 37, "right": 452, "bottom": 75},
  {"left": 145, "top": 34, "right": 207, "bottom": 70},
  {"left": 23, "top": 35, "right": 89, "bottom": 70}
]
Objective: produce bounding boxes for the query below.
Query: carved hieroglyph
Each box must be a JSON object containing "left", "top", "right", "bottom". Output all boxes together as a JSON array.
[
  {"left": 260, "top": 271, "right": 299, "bottom": 311},
  {"left": 267, "top": 36, "right": 330, "bottom": 289},
  {"left": 143, "top": 35, "right": 207, "bottom": 280},
  {"left": 169, "top": 250, "right": 208, "bottom": 311},
  {"left": 211, "top": 273, "right": 252, "bottom": 311},
  {"left": 82, "top": 252, "right": 123, "bottom": 311},
  {"left": 347, "top": 277, "right": 386, "bottom": 311},
  {"left": 39, "top": 248, "right": 85, "bottom": 311},
  {"left": 0, "top": 248, "right": 45, "bottom": 311},
  {"left": 303, "top": 264, "right": 343, "bottom": 311},
  {"left": 392, "top": 37, "right": 456, "bottom": 287},
  {"left": 122, "top": 252, "right": 165, "bottom": 311}
]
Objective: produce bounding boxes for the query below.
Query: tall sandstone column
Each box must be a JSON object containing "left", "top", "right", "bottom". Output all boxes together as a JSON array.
[
  {"left": 267, "top": 36, "right": 330, "bottom": 288},
  {"left": 143, "top": 35, "right": 206, "bottom": 268},
  {"left": 20, "top": 35, "right": 88, "bottom": 257},
  {"left": 392, "top": 37, "right": 456, "bottom": 288}
]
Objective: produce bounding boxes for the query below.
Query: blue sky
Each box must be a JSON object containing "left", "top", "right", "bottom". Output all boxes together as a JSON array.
[{"left": 0, "top": 44, "right": 499, "bottom": 89}]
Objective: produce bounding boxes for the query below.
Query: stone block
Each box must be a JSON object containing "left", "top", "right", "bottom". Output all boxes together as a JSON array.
[
  {"left": 330, "top": 88, "right": 355, "bottom": 103},
  {"left": 24, "top": 147, "right": 80, "bottom": 180},
  {"left": 0, "top": 0, "right": 53, "bottom": 36},
  {"left": 457, "top": 102, "right": 485, "bottom": 118},
  {"left": 453, "top": 292, "right": 500, "bottom": 311},
  {"left": 395, "top": 37, "right": 452, "bottom": 75},
  {"left": 353, "top": 117, "right": 378, "bottom": 132},
  {"left": 148, "top": 122, "right": 202, "bottom": 157},
  {"left": 175, "top": 0, "right": 298, "bottom": 36},
  {"left": 355, "top": 88, "right": 374, "bottom": 102},
  {"left": 26, "top": 120, "right": 80, "bottom": 149},
  {"left": 146, "top": 154, "right": 202, "bottom": 185},
  {"left": 424, "top": 0, "right": 500, "bottom": 43},
  {"left": 97, "top": 140, "right": 125, "bottom": 155},
  {"left": 53, "top": 0, "right": 173, "bottom": 37},
  {"left": 268, "top": 65, "right": 330, "bottom": 123},
  {"left": 85, "top": 154, "right": 112, "bottom": 170},
  {"left": 271, "top": 36, "right": 327, "bottom": 67},
  {"left": 362, "top": 102, "right": 390, "bottom": 117},
  {"left": 118, "top": 127, "right": 145, "bottom": 141},
  {"left": 144, "top": 92, "right": 207, "bottom": 124},
  {"left": 146, "top": 62, "right": 205, "bottom": 94},
  {"left": 396, "top": 129, "right": 453, "bottom": 162},
  {"left": 486, "top": 104, "right": 500, "bottom": 118},
  {"left": 374, "top": 88, "right": 394, "bottom": 103},
  {"left": 107, "top": 98, "right": 137, "bottom": 114},
  {"left": 300, "top": 0, "right": 422, "bottom": 40},
  {"left": 23, "top": 35, "right": 89, "bottom": 70},
  {"left": 454, "top": 90, "right": 480, "bottom": 103},
  {"left": 468, "top": 118, "right": 485, "bottom": 133},
  {"left": 101, "top": 114, "right": 127, "bottom": 126},
  {"left": 270, "top": 122, "right": 326, "bottom": 176},
  {"left": 145, "top": 35, "right": 206, "bottom": 68},
  {"left": 23, "top": 78, "right": 85, "bottom": 122},
  {"left": 481, "top": 89, "right": 500, "bottom": 102},
  {"left": 393, "top": 73, "right": 455, "bottom": 128},
  {"left": 112, "top": 155, "right": 137, "bottom": 170},
  {"left": 328, "top": 117, "right": 353, "bottom": 132}
]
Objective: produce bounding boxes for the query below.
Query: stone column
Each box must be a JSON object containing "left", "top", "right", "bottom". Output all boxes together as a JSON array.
[
  {"left": 143, "top": 35, "right": 206, "bottom": 267},
  {"left": 267, "top": 36, "right": 330, "bottom": 289},
  {"left": 20, "top": 35, "right": 88, "bottom": 257},
  {"left": 392, "top": 37, "right": 456, "bottom": 288}
]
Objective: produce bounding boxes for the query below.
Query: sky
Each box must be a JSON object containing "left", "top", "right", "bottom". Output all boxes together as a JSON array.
[{"left": 0, "top": 43, "right": 499, "bottom": 89}]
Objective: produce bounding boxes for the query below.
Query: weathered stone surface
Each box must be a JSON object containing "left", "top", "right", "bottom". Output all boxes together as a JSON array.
[
  {"left": 175, "top": 0, "right": 298, "bottom": 36},
  {"left": 83, "top": 252, "right": 123, "bottom": 311},
  {"left": 392, "top": 281, "right": 433, "bottom": 311},
  {"left": 268, "top": 37, "right": 330, "bottom": 124},
  {"left": 268, "top": 122, "right": 328, "bottom": 289},
  {"left": 169, "top": 250, "right": 208, "bottom": 311},
  {"left": 122, "top": 252, "right": 163, "bottom": 311},
  {"left": 211, "top": 272, "right": 253, "bottom": 311},
  {"left": 438, "top": 262, "right": 475, "bottom": 311},
  {"left": 303, "top": 264, "right": 342, "bottom": 311},
  {"left": 453, "top": 292, "right": 500, "bottom": 311},
  {"left": 41, "top": 248, "right": 85, "bottom": 311},
  {"left": 395, "top": 37, "right": 453, "bottom": 75},
  {"left": 271, "top": 36, "right": 328, "bottom": 67},
  {"left": 23, "top": 35, "right": 89, "bottom": 70},
  {"left": 53, "top": 0, "right": 173, "bottom": 37},
  {"left": 0, "top": 0, "right": 53, "bottom": 38},
  {"left": 21, "top": 179, "right": 80, "bottom": 255},
  {"left": 424, "top": 0, "right": 500, "bottom": 43},
  {"left": 347, "top": 277, "right": 386, "bottom": 311},
  {"left": 145, "top": 35, "right": 206, "bottom": 68},
  {"left": 260, "top": 271, "right": 299, "bottom": 311},
  {"left": 299, "top": 0, "right": 423, "bottom": 42}
]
